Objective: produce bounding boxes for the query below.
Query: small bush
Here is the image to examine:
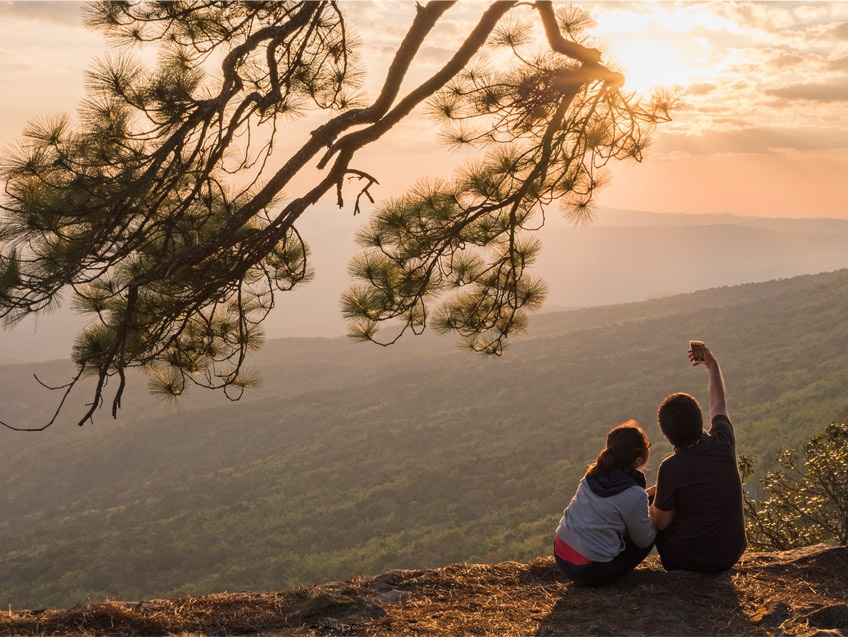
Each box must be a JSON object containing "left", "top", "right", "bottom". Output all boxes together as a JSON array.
[{"left": 740, "top": 422, "right": 848, "bottom": 551}]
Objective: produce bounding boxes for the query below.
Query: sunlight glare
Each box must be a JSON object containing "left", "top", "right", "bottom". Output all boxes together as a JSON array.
[{"left": 607, "top": 39, "right": 695, "bottom": 95}]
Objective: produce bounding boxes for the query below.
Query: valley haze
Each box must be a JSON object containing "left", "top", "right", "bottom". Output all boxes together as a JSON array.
[{"left": 3, "top": 208, "right": 848, "bottom": 363}]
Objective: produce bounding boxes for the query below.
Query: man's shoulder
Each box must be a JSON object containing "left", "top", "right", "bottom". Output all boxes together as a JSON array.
[
  {"left": 711, "top": 414, "right": 733, "bottom": 429},
  {"left": 708, "top": 414, "right": 736, "bottom": 447},
  {"left": 658, "top": 452, "right": 683, "bottom": 473}
]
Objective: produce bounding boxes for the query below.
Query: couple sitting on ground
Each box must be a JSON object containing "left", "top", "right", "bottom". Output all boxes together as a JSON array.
[{"left": 554, "top": 343, "right": 747, "bottom": 586}]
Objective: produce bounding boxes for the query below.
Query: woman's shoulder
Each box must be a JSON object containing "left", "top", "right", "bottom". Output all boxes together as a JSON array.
[
  {"left": 612, "top": 484, "right": 649, "bottom": 504},
  {"left": 580, "top": 474, "right": 646, "bottom": 504}
]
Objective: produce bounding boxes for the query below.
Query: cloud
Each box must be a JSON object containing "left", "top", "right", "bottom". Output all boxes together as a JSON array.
[
  {"left": 827, "top": 55, "right": 848, "bottom": 71},
  {"left": 0, "top": 47, "right": 42, "bottom": 73},
  {"left": 769, "top": 52, "right": 806, "bottom": 69},
  {"left": 686, "top": 82, "right": 717, "bottom": 95},
  {"left": 0, "top": 1, "right": 83, "bottom": 26},
  {"left": 712, "top": 3, "right": 795, "bottom": 34},
  {"left": 764, "top": 76, "right": 848, "bottom": 102},
  {"left": 833, "top": 21, "right": 848, "bottom": 39},
  {"left": 414, "top": 46, "right": 456, "bottom": 66},
  {"left": 733, "top": 45, "right": 823, "bottom": 73},
  {"left": 711, "top": 116, "right": 755, "bottom": 128},
  {"left": 656, "top": 126, "right": 848, "bottom": 156}
]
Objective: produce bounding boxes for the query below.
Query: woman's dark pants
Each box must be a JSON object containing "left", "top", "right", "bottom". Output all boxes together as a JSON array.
[{"left": 554, "top": 537, "right": 653, "bottom": 587}]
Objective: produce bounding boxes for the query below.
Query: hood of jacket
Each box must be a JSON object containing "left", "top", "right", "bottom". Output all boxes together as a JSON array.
[{"left": 586, "top": 468, "right": 647, "bottom": 498}]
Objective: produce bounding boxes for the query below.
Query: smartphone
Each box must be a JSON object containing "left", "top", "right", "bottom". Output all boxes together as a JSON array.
[{"left": 689, "top": 340, "right": 706, "bottom": 362}]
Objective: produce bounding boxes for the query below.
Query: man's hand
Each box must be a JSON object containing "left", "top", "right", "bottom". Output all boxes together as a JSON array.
[
  {"left": 689, "top": 343, "right": 717, "bottom": 369},
  {"left": 645, "top": 485, "right": 657, "bottom": 497}
]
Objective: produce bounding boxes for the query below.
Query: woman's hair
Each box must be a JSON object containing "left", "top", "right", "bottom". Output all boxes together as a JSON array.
[{"left": 587, "top": 420, "right": 651, "bottom": 477}]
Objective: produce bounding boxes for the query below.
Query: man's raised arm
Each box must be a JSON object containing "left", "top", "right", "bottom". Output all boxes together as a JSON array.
[{"left": 690, "top": 344, "right": 727, "bottom": 419}]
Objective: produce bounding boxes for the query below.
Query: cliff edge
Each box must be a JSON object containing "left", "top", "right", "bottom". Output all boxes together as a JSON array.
[{"left": 2, "top": 544, "right": 847, "bottom": 636}]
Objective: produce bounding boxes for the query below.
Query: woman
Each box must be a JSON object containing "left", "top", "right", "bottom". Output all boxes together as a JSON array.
[{"left": 554, "top": 421, "right": 657, "bottom": 586}]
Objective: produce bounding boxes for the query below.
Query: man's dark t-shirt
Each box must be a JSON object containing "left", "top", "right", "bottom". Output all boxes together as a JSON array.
[{"left": 655, "top": 414, "right": 747, "bottom": 572}]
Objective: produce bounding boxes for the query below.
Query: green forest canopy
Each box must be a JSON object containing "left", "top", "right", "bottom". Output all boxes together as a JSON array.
[{"left": 1, "top": 269, "right": 847, "bottom": 608}]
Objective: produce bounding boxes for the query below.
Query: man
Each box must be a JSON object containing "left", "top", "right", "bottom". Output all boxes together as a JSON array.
[{"left": 651, "top": 343, "right": 747, "bottom": 572}]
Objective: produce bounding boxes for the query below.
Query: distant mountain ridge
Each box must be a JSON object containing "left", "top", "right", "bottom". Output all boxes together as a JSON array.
[
  {"left": 592, "top": 207, "right": 848, "bottom": 233},
  {"left": 536, "top": 221, "right": 848, "bottom": 308},
  {"left": 3, "top": 209, "right": 848, "bottom": 362}
]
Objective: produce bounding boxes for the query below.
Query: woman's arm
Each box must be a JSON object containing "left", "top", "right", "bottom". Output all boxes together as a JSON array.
[{"left": 623, "top": 489, "right": 658, "bottom": 548}]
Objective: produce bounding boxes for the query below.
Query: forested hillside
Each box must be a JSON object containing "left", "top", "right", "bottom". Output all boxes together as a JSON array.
[{"left": 2, "top": 269, "right": 848, "bottom": 609}]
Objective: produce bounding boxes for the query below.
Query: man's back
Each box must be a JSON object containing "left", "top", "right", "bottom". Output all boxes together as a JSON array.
[{"left": 655, "top": 414, "right": 746, "bottom": 571}]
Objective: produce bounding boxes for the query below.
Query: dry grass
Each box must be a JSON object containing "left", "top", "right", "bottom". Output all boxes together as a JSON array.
[
  {"left": 2, "top": 545, "right": 847, "bottom": 636},
  {"left": 0, "top": 590, "right": 319, "bottom": 636}
]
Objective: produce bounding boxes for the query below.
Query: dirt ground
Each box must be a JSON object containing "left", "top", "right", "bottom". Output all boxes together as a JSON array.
[{"left": 3, "top": 544, "right": 847, "bottom": 636}]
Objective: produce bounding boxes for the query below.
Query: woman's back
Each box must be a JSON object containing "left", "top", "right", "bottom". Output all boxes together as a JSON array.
[{"left": 557, "top": 470, "right": 655, "bottom": 562}]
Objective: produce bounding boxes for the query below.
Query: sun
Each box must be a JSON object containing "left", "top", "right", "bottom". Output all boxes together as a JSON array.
[{"left": 605, "top": 39, "right": 697, "bottom": 95}]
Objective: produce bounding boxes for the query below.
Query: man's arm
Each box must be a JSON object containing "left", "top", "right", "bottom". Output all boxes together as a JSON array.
[
  {"left": 690, "top": 343, "right": 728, "bottom": 419},
  {"left": 651, "top": 503, "right": 674, "bottom": 530},
  {"left": 647, "top": 484, "right": 675, "bottom": 529}
]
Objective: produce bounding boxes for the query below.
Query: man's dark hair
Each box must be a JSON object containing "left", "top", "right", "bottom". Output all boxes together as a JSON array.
[{"left": 657, "top": 393, "right": 704, "bottom": 448}]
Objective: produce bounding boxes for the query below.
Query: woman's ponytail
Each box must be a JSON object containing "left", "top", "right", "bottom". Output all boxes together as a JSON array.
[
  {"left": 587, "top": 420, "right": 650, "bottom": 478},
  {"left": 588, "top": 447, "right": 619, "bottom": 477}
]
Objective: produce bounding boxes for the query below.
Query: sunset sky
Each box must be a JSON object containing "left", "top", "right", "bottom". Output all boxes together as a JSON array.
[
  {"left": 0, "top": 1, "right": 847, "bottom": 355},
  {"left": 1, "top": 1, "right": 847, "bottom": 221}
]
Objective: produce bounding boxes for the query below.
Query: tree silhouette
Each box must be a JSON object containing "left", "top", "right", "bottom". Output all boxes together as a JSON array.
[{"left": 0, "top": 1, "right": 678, "bottom": 428}]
